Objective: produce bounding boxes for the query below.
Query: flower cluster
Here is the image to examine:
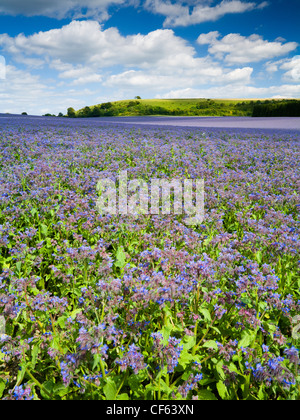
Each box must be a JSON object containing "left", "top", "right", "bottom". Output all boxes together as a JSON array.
[{"left": 0, "top": 115, "right": 299, "bottom": 400}]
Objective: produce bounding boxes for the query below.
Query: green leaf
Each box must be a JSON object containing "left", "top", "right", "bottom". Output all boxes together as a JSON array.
[
  {"left": 31, "top": 287, "right": 40, "bottom": 296},
  {"left": 128, "top": 370, "right": 148, "bottom": 394},
  {"left": 16, "top": 261, "right": 22, "bottom": 274},
  {"left": 199, "top": 307, "right": 211, "bottom": 323},
  {"left": 258, "top": 384, "right": 266, "bottom": 400},
  {"left": 104, "top": 378, "right": 117, "bottom": 400},
  {"left": 16, "top": 360, "right": 28, "bottom": 386},
  {"left": 92, "top": 353, "right": 104, "bottom": 371},
  {"left": 114, "top": 246, "right": 126, "bottom": 269},
  {"left": 116, "top": 393, "right": 129, "bottom": 400},
  {"left": 0, "top": 378, "right": 6, "bottom": 398},
  {"left": 255, "top": 250, "right": 262, "bottom": 264},
  {"left": 53, "top": 383, "right": 69, "bottom": 398},
  {"left": 238, "top": 330, "right": 256, "bottom": 348},
  {"left": 71, "top": 308, "right": 82, "bottom": 319},
  {"left": 157, "top": 377, "right": 172, "bottom": 395},
  {"left": 30, "top": 208, "right": 38, "bottom": 217},
  {"left": 179, "top": 350, "right": 196, "bottom": 369},
  {"left": 215, "top": 359, "right": 226, "bottom": 380},
  {"left": 197, "top": 389, "right": 218, "bottom": 400},
  {"left": 202, "top": 340, "right": 218, "bottom": 351},
  {"left": 31, "top": 345, "right": 40, "bottom": 369},
  {"left": 41, "top": 224, "right": 48, "bottom": 236},
  {"left": 182, "top": 335, "right": 196, "bottom": 351},
  {"left": 128, "top": 375, "right": 141, "bottom": 393},
  {"left": 40, "top": 380, "right": 55, "bottom": 400},
  {"left": 216, "top": 380, "right": 229, "bottom": 400}
]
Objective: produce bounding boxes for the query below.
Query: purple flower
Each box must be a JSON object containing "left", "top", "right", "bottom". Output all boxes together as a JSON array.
[
  {"left": 214, "top": 304, "right": 227, "bottom": 319},
  {"left": 115, "top": 344, "right": 147, "bottom": 374},
  {"left": 60, "top": 361, "right": 72, "bottom": 386},
  {"left": 283, "top": 346, "right": 299, "bottom": 365},
  {"left": 11, "top": 385, "right": 33, "bottom": 400},
  {"left": 178, "top": 371, "right": 203, "bottom": 398},
  {"left": 251, "top": 356, "right": 296, "bottom": 389},
  {"left": 151, "top": 334, "right": 183, "bottom": 373}
]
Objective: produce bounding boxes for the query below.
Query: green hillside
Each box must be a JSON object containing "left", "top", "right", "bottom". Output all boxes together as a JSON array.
[{"left": 67, "top": 98, "right": 300, "bottom": 118}]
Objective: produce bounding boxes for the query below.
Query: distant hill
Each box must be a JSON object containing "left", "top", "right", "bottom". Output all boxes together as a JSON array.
[{"left": 67, "top": 98, "right": 300, "bottom": 118}]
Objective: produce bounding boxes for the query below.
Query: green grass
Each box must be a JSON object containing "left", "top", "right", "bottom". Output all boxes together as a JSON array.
[
  {"left": 74, "top": 98, "right": 262, "bottom": 118},
  {"left": 127, "top": 98, "right": 246, "bottom": 108}
]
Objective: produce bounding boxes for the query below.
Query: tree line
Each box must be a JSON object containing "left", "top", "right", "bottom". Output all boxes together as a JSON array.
[{"left": 252, "top": 99, "right": 300, "bottom": 117}]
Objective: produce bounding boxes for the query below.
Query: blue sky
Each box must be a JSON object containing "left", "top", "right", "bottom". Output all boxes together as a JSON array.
[{"left": 0, "top": 0, "right": 299, "bottom": 115}]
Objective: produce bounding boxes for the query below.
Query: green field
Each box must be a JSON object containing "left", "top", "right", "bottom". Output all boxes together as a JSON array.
[{"left": 69, "top": 98, "right": 259, "bottom": 118}]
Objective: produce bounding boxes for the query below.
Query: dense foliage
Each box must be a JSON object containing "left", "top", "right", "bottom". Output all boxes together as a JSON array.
[
  {"left": 0, "top": 116, "right": 299, "bottom": 400},
  {"left": 252, "top": 100, "right": 300, "bottom": 117}
]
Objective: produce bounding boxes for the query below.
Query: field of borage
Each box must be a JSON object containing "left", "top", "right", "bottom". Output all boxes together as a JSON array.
[{"left": 0, "top": 116, "right": 299, "bottom": 400}]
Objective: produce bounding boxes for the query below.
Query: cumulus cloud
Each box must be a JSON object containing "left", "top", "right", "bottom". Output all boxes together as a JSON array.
[
  {"left": 0, "top": 21, "right": 195, "bottom": 69},
  {"left": 197, "top": 31, "right": 298, "bottom": 63},
  {"left": 0, "top": 20, "right": 253, "bottom": 83},
  {"left": 0, "top": 0, "right": 128, "bottom": 20},
  {"left": 145, "top": 0, "right": 268, "bottom": 27},
  {"left": 280, "top": 56, "right": 300, "bottom": 83}
]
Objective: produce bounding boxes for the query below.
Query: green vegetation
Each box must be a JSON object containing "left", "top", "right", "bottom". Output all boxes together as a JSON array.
[
  {"left": 252, "top": 100, "right": 300, "bottom": 117},
  {"left": 70, "top": 98, "right": 300, "bottom": 118}
]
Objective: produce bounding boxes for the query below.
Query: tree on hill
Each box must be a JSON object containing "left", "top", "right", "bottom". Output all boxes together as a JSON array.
[{"left": 67, "top": 107, "right": 76, "bottom": 118}]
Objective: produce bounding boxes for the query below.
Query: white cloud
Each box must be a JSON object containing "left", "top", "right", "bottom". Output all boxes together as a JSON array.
[
  {"left": 72, "top": 74, "right": 103, "bottom": 85},
  {"left": 265, "top": 61, "right": 280, "bottom": 73},
  {"left": 105, "top": 65, "right": 253, "bottom": 93},
  {"left": 0, "top": 0, "right": 128, "bottom": 20},
  {"left": 0, "top": 0, "right": 270, "bottom": 25},
  {"left": 145, "top": 0, "right": 268, "bottom": 27},
  {"left": 0, "top": 21, "right": 195, "bottom": 70},
  {"left": 159, "top": 83, "right": 300, "bottom": 100},
  {"left": 197, "top": 31, "right": 298, "bottom": 64},
  {"left": 0, "top": 20, "right": 254, "bottom": 86},
  {"left": 0, "top": 64, "right": 97, "bottom": 114},
  {"left": 0, "top": 55, "right": 5, "bottom": 79},
  {"left": 56, "top": 66, "right": 103, "bottom": 85},
  {"left": 0, "top": 64, "right": 49, "bottom": 113},
  {"left": 280, "top": 56, "right": 300, "bottom": 83},
  {"left": 105, "top": 70, "right": 179, "bottom": 89},
  {"left": 197, "top": 31, "right": 220, "bottom": 45}
]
